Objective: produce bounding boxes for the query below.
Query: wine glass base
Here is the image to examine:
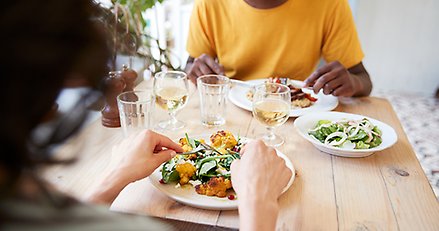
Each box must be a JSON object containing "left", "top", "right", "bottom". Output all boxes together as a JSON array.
[
  {"left": 260, "top": 134, "right": 284, "bottom": 147},
  {"left": 158, "top": 120, "right": 185, "bottom": 131}
]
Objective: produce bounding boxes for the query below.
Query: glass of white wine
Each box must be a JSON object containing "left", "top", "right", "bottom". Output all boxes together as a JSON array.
[
  {"left": 153, "top": 71, "right": 189, "bottom": 130},
  {"left": 252, "top": 83, "right": 291, "bottom": 147}
]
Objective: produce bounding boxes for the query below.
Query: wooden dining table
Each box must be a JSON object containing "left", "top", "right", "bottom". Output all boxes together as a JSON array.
[{"left": 43, "top": 80, "right": 439, "bottom": 230}]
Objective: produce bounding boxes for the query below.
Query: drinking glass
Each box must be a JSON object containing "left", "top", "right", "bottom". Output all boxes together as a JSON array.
[
  {"left": 197, "top": 75, "right": 230, "bottom": 127},
  {"left": 117, "top": 90, "right": 155, "bottom": 137},
  {"left": 153, "top": 71, "right": 189, "bottom": 130},
  {"left": 252, "top": 83, "right": 291, "bottom": 147}
]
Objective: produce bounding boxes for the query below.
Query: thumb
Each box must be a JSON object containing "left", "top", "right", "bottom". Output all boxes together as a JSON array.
[
  {"left": 303, "top": 76, "right": 313, "bottom": 87},
  {"left": 218, "top": 64, "right": 225, "bottom": 75},
  {"left": 230, "top": 159, "right": 241, "bottom": 191},
  {"left": 152, "top": 149, "right": 176, "bottom": 166},
  {"left": 230, "top": 159, "right": 241, "bottom": 175}
]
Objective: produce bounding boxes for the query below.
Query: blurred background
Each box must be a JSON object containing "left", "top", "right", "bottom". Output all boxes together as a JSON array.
[{"left": 125, "top": 0, "right": 439, "bottom": 96}]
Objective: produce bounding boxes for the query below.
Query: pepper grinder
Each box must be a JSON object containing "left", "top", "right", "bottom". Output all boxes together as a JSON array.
[
  {"left": 101, "top": 71, "right": 126, "bottom": 127},
  {"left": 120, "top": 64, "right": 138, "bottom": 101},
  {"left": 121, "top": 64, "right": 138, "bottom": 91}
]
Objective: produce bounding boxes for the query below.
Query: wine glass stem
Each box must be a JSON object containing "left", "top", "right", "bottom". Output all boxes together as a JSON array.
[
  {"left": 169, "top": 111, "right": 178, "bottom": 125},
  {"left": 266, "top": 127, "right": 275, "bottom": 141}
]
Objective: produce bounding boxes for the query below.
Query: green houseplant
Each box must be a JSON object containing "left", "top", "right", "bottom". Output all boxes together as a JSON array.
[{"left": 95, "top": 0, "right": 181, "bottom": 74}]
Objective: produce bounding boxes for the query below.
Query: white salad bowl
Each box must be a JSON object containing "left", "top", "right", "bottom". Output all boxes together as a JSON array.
[{"left": 294, "top": 112, "right": 398, "bottom": 157}]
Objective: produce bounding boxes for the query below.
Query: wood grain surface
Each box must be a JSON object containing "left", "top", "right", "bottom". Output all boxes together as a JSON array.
[{"left": 42, "top": 81, "right": 439, "bottom": 230}]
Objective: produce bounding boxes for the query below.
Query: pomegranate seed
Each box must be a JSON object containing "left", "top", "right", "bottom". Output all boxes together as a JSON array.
[
  {"left": 228, "top": 194, "right": 235, "bottom": 200},
  {"left": 159, "top": 179, "right": 165, "bottom": 184}
]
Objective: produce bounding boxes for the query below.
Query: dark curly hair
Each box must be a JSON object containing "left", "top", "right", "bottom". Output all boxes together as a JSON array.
[{"left": 0, "top": 0, "right": 110, "bottom": 195}]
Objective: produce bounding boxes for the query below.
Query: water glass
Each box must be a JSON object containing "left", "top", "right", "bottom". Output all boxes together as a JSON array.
[
  {"left": 117, "top": 90, "right": 155, "bottom": 137},
  {"left": 197, "top": 75, "right": 230, "bottom": 126}
]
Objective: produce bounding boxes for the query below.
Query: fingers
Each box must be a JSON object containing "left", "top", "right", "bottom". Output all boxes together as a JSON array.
[
  {"left": 278, "top": 164, "right": 293, "bottom": 193},
  {"left": 240, "top": 140, "right": 276, "bottom": 160},
  {"left": 308, "top": 62, "right": 339, "bottom": 94},
  {"left": 151, "top": 149, "right": 177, "bottom": 166},
  {"left": 239, "top": 140, "right": 256, "bottom": 156},
  {"left": 304, "top": 63, "right": 332, "bottom": 87},
  {"left": 187, "top": 54, "right": 224, "bottom": 84},
  {"left": 195, "top": 54, "right": 222, "bottom": 76},
  {"left": 230, "top": 159, "right": 241, "bottom": 191},
  {"left": 141, "top": 130, "right": 184, "bottom": 153},
  {"left": 332, "top": 85, "right": 354, "bottom": 97},
  {"left": 312, "top": 71, "right": 338, "bottom": 94},
  {"left": 217, "top": 64, "right": 225, "bottom": 75},
  {"left": 202, "top": 55, "right": 224, "bottom": 75},
  {"left": 239, "top": 143, "right": 247, "bottom": 155},
  {"left": 253, "top": 140, "right": 276, "bottom": 155},
  {"left": 323, "top": 77, "right": 344, "bottom": 95},
  {"left": 305, "top": 61, "right": 352, "bottom": 95},
  {"left": 198, "top": 61, "right": 215, "bottom": 75},
  {"left": 230, "top": 159, "right": 241, "bottom": 174}
]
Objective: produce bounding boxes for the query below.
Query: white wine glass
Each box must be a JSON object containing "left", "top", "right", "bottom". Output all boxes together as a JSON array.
[
  {"left": 153, "top": 71, "right": 189, "bottom": 130},
  {"left": 252, "top": 83, "right": 291, "bottom": 147}
]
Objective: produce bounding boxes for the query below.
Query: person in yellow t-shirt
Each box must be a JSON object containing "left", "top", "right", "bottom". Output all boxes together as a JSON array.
[{"left": 185, "top": 0, "right": 372, "bottom": 97}]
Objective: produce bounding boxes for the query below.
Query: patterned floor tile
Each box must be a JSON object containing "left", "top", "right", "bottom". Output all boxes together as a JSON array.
[{"left": 373, "top": 90, "right": 439, "bottom": 198}]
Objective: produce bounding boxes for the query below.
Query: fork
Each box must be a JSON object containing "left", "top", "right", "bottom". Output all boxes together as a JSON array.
[
  {"left": 231, "top": 79, "right": 313, "bottom": 91},
  {"left": 177, "top": 145, "right": 206, "bottom": 155},
  {"left": 230, "top": 79, "right": 255, "bottom": 88}
]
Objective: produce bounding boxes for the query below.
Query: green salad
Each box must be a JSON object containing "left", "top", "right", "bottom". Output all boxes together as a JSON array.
[
  {"left": 308, "top": 118, "right": 382, "bottom": 149},
  {"left": 160, "top": 131, "right": 242, "bottom": 198}
]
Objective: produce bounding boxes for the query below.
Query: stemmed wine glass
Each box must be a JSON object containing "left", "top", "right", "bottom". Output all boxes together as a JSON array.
[
  {"left": 252, "top": 83, "right": 291, "bottom": 146},
  {"left": 153, "top": 71, "right": 189, "bottom": 130}
]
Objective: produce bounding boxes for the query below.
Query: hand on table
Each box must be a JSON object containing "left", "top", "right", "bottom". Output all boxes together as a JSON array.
[
  {"left": 87, "top": 130, "right": 183, "bottom": 204},
  {"left": 304, "top": 61, "right": 357, "bottom": 97},
  {"left": 231, "top": 140, "right": 292, "bottom": 231},
  {"left": 186, "top": 54, "right": 225, "bottom": 84}
]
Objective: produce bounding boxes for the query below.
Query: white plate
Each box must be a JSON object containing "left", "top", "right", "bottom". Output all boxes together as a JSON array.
[
  {"left": 149, "top": 136, "right": 295, "bottom": 210},
  {"left": 228, "top": 79, "right": 339, "bottom": 117},
  {"left": 294, "top": 112, "right": 398, "bottom": 157}
]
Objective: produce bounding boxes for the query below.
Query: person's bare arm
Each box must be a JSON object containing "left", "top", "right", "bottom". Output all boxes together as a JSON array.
[
  {"left": 231, "top": 140, "right": 292, "bottom": 231},
  {"left": 239, "top": 199, "right": 280, "bottom": 231},
  {"left": 86, "top": 168, "right": 133, "bottom": 205},
  {"left": 304, "top": 61, "right": 372, "bottom": 97},
  {"left": 185, "top": 54, "right": 225, "bottom": 84}
]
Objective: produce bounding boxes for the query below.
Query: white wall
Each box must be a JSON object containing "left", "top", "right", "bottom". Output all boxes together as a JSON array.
[
  {"left": 355, "top": 0, "right": 439, "bottom": 95},
  {"left": 167, "top": 1, "right": 193, "bottom": 68}
]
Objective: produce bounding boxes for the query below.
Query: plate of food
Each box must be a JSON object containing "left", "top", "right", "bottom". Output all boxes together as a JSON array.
[
  {"left": 294, "top": 112, "right": 398, "bottom": 157},
  {"left": 149, "top": 130, "right": 295, "bottom": 210},
  {"left": 228, "top": 77, "right": 338, "bottom": 117}
]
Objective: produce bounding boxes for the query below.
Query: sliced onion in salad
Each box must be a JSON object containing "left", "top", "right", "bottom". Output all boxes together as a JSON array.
[
  {"left": 309, "top": 118, "right": 383, "bottom": 149},
  {"left": 340, "top": 140, "right": 356, "bottom": 149},
  {"left": 324, "top": 132, "right": 347, "bottom": 146}
]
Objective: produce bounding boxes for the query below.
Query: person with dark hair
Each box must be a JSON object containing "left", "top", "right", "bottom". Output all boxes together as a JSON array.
[
  {"left": 0, "top": 1, "right": 291, "bottom": 230},
  {"left": 185, "top": 0, "right": 372, "bottom": 97}
]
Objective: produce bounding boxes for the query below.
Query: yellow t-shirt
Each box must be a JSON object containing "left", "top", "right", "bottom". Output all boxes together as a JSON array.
[{"left": 186, "top": 0, "right": 364, "bottom": 81}]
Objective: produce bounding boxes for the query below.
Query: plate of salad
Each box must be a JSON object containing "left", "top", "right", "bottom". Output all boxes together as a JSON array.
[
  {"left": 294, "top": 112, "right": 397, "bottom": 157},
  {"left": 149, "top": 130, "right": 295, "bottom": 210}
]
